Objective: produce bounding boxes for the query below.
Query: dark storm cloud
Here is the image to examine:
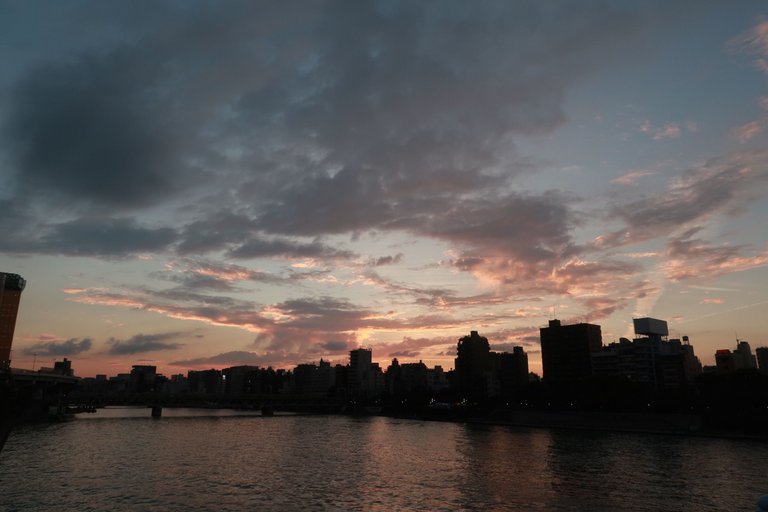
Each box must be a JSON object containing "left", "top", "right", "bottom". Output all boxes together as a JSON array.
[
  {"left": 370, "top": 254, "right": 403, "bottom": 267},
  {"left": 175, "top": 212, "right": 256, "bottom": 255},
  {"left": 3, "top": 51, "right": 200, "bottom": 210},
  {"left": 39, "top": 218, "right": 176, "bottom": 256},
  {"left": 0, "top": 217, "right": 177, "bottom": 257},
  {"left": 0, "top": 1, "right": 664, "bottom": 262},
  {"left": 319, "top": 340, "right": 352, "bottom": 352},
  {"left": 106, "top": 332, "right": 184, "bottom": 355},
  {"left": 226, "top": 236, "right": 356, "bottom": 261},
  {"left": 22, "top": 337, "right": 92, "bottom": 356}
]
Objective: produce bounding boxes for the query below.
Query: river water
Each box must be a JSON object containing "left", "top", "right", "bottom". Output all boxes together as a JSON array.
[{"left": 1, "top": 407, "right": 766, "bottom": 511}]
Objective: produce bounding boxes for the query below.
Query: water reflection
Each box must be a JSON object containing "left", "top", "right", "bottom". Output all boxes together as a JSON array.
[{"left": 1, "top": 415, "right": 766, "bottom": 511}]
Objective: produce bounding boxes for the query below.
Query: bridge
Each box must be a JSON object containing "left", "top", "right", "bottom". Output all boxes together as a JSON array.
[
  {"left": 1, "top": 367, "right": 79, "bottom": 451},
  {"left": 69, "top": 391, "right": 349, "bottom": 416}
]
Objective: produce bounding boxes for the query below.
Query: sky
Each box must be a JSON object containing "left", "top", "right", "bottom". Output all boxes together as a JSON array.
[{"left": 1, "top": 1, "right": 768, "bottom": 378}]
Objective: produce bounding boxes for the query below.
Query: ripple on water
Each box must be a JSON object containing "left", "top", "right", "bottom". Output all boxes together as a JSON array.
[{"left": 1, "top": 412, "right": 767, "bottom": 511}]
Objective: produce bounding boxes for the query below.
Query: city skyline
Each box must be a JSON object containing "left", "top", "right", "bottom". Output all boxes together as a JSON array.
[{"left": 1, "top": 2, "right": 768, "bottom": 378}]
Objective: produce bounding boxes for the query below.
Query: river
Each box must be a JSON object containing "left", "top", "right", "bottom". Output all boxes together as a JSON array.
[{"left": 1, "top": 407, "right": 766, "bottom": 511}]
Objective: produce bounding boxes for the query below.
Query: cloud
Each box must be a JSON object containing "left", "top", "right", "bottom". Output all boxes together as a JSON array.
[
  {"left": 319, "top": 340, "right": 353, "bottom": 352},
  {"left": 733, "top": 120, "right": 763, "bottom": 143},
  {"left": 607, "top": 151, "right": 768, "bottom": 245},
  {"left": 0, "top": 2, "right": 662, "bottom": 262},
  {"left": 0, "top": 217, "right": 176, "bottom": 257},
  {"left": 664, "top": 230, "right": 768, "bottom": 281},
  {"left": 65, "top": 286, "right": 467, "bottom": 362},
  {"left": 370, "top": 254, "right": 403, "bottom": 267},
  {"left": 22, "top": 337, "right": 92, "bottom": 356},
  {"left": 3, "top": 50, "right": 204, "bottom": 211},
  {"left": 611, "top": 169, "right": 657, "bottom": 186},
  {"left": 106, "top": 332, "right": 185, "bottom": 355},
  {"left": 159, "top": 258, "right": 284, "bottom": 291},
  {"left": 701, "top": 298, "right": 725, "bottom": 304},
  {"left": 640, "top": 120, "right": 681, "bottom": 140},
  {"left": 169, "top": 347, "right": 345, "bottom": 369},
  {"left": 170, "top": 351, "right": 272, "bottom": 368},
  {"left": 226, "top": 235, "right": 356, "bottom": 261},
  {"left": 730, "top": 18, "right": 768, "bottom": 73}
]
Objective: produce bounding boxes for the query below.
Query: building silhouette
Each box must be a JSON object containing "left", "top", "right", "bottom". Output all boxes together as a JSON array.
[
  {"left": 455, "top": 331, "right": 492, "bottom": 400},
  {"left": 756, "top": 347, "right": 768, "bottom": 374},
  {"left": 0, "top": 272, "right": 26, "bottom": 368},
  {"left": 540, "top": 319, "right": 601, "bottom": 384},
  {"left": 222, "top": 365, "right": 260, "bottom": 395},
  {"left": 348, "top": 348, "right": 383, "bottom": 398},
  {"left": 455, "top": 331, "right": 529, "bottom": 400},
  {"left": 495, "top": 347, "right": 529, "bottom": 397},
  {"left": 715, "top": 340, "right": 757, "bottom": 373},
  {"left": 591, "top": 319, "right": 701, "bottom": 388},
  {"left": 129, "top": 365, "right": 158, "bottom": 393}
]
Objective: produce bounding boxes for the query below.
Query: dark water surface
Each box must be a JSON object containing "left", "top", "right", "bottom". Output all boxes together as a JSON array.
[{"left": 1, "top": 408, "right": 766, "bottom": 511}]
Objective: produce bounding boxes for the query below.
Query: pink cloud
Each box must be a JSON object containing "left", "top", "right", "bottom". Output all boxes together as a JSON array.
[
  {"left": 733, "top": 120, "right": 763, "bottom": 143},
  {"left": 664, "top": 234, "right": 768, "bottom": 281},
  {"left": 640, "top": 120, "right": 681, "bottom": 140},
  {"left": 731, "top": 19, "right": 768, "bottom": 73},
  {"left": 20, "top": 333, "right": 64, "bottom": 342},
  {"left": 611, "top": 169, "right": 656, "bottom": 185},
  {"left": 700, "top": 298, "right": 725, "bottom": 304},
  {"left": 653, "top": 123, "right": 681, "bottom": 140}
]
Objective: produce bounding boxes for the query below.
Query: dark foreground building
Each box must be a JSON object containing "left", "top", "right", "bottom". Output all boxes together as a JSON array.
[
  {"left": 540, "top": 319, "right": 601, "bottom": 384},
  {"left": 0, "top": 273, "right": 26, "bottom": 368}
]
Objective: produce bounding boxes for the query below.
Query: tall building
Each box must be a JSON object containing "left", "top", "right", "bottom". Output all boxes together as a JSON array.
[
  {"left": 715, "top": 340, "right": 757, "bottom": 372},
  {"left": 349, "top": 348, "right": 382, "bottom": 398},
  {"left": 130, "top": 365, "right": 158, "bottom": 393},
  {"left": 733, "top": 341, "right": 757, "bottom": 370},
  {"left": 540, "top": 319, "right": 602, "bottom": 384},
  {"left": 455, "top": 331, "right": 492, "bottom": 400},
  {"left": 0, "top": 272, "right": 26, "bottom": 368},
  {"left": 756, "top": 347, "right": 768, "bottom": 373},
  {"left": 495, "top": 346, "right": 529, "bottom": 397}
]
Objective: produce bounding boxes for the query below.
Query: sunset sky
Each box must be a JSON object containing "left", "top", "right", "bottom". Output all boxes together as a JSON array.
[{"left": 2, "top": 1, "right": 768, "bottom": 378}]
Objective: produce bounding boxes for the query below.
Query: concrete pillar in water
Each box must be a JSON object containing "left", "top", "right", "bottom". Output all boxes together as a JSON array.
[{"left": 151, "top": 406, "right": 162, "bottom": 418}]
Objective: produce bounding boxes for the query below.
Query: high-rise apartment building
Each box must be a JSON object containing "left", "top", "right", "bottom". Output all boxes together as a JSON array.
[
  {"left": 540, "top": 319, "right": 602, "bottom": 383},
  {"left": 0, "top": 272, "right": 26, "bottom": 368}
]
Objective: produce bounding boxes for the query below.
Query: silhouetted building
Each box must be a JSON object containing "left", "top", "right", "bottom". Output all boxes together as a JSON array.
[
  {"left": 495, "top": 347, "right": 529, "bottom": 397},
  {"left": 348, "top": 348, "right": 382, "bottom": 398},
  {"left": 715, "top": 340, "right": 757, "bottom": 373},
  {"left": 734, "top": 341, "right": 757, "bottom": 369},
  {"left": 0, "top": 272, "right": 26, "bottom": 367},
  {"left": 592, "top": 320, "right": 701, "bottom": 388},
  {"left": 130, "top": 365, "right": 157, "bottom": 393},
  {"left": 188, "top": 369, "right": 222, "bottom": 394},
  {"left": 455, "top": 331, "right": 493, "bottom": 400},
  {"left": 540, "top": 320, "right": 601, "bottom": 384},
  {"left": 756, "top": 347, "right": 768, "bottom": 373},
  {"left": 222, "top": 365, "right": 260, "bottom": 395},
  {"left": 291, "top": 359, "right": 335, "bottom": 395},
  {"left": 715, "top": 349, "right": 735, "bottom": 372},
  {"left": 165, "top": 373, "right": 189, "bottom": 394},
  {"left": 426, "top": 365, "right": 449, "bottom": 392},
  {"left": 53, "top": 358, "right": 74, "bottom": 377}
]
